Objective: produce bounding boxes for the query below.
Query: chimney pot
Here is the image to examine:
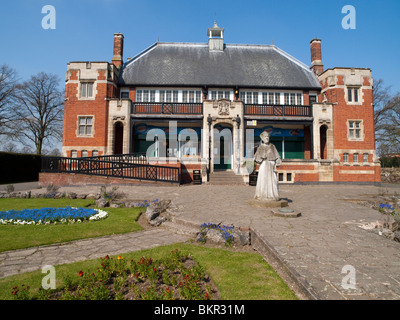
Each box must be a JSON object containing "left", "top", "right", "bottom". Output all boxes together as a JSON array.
[
  {"left": 310, "top": 38, "right": 323, "bottom": 76},
  {"left": 112, "top": 33, "right": 124, "bottom": 68}
]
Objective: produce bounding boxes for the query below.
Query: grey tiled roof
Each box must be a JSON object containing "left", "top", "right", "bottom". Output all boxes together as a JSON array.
[{"left": 118, "top": 42, "right": 321, "bottom": 90}]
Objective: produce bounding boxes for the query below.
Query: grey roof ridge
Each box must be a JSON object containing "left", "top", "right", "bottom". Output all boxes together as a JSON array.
[
  {"left": 123, "top": 42, "right": 210, "bottom": 69},
  {"left": 123, "top": 41, "right": 313, "bottom": 72},
  {"left": 123, "top": 42, "right": 158, "bottom": 68},
  {"left": 271, "top": 46, "right": 313, "bottom": 73}
]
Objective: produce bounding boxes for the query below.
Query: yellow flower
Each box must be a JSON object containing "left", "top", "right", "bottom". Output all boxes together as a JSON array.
[{"left": 117, "top": 256, "right": 123, "bottom": 260}]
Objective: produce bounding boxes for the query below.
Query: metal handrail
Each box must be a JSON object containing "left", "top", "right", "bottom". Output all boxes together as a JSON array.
[{"left": 41, "top": 156, "right": 180, "bottom": 184}]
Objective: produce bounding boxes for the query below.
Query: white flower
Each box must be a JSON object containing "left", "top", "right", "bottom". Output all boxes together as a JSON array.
[{"left": 89, "top": 209, "right": 108, "bottom": 221}]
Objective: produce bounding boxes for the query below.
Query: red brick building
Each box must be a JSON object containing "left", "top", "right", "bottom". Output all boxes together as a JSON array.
[{"left": 60, "top": 22, "right": 380, "bottom": 184}]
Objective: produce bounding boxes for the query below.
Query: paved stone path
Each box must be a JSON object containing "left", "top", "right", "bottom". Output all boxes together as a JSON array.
[
  {"left": 0, "top": 229, "right": 189, "bottom": 279},
  {"left": 1, "top": 181, "right": 400, "bottom": 300}
]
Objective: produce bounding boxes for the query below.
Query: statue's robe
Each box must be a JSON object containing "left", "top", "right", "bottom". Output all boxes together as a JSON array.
[{"left": 254, "top": 143, "right": 282, "bottom": 201}]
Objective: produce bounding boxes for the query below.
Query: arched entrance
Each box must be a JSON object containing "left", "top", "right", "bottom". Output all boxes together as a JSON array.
[
  {"left": 320, "top": 125, "right": 328, "bottom": 160},
  {"left": 213, "top": 123, "right": 233, "bottom": 170},
  {"left": 114, "top": 122, "right": 124, "bottom": 155}
]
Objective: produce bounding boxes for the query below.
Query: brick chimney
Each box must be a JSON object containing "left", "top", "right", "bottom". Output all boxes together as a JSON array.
[
  {"left": 112, "top": 33, "right": 124, "bottom": 68},
  {"left": 310, "top": 38, "right": 324, "bottom": 76}
]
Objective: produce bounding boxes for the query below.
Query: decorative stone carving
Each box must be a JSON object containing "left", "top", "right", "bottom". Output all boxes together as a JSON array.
[
  {"left": 218, "top": 100, "right": 230, "bottom": 116},
  {"left": 213, "top": 99, "right": 232, "bottom": 116}
]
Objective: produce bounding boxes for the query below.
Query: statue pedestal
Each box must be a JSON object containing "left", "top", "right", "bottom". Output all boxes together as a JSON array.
[
  {"left": 271, "top": 207, "right": 301, "bottom": 218},
  {"left": 248, "top": 198, "right": 289, "bottom": 208}
]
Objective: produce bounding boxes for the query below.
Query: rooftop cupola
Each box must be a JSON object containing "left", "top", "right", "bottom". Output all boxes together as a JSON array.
[{"left": 208, "top": 21, "right": 224, "bottom": 51}]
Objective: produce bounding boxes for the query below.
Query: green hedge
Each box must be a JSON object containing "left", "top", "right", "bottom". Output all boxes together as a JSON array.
[
  {"left": 380, "top": 156, "right": 400, "bottom": 168},
  {"left": 0, "top": 152, "right": 42, "bottom": 184}
]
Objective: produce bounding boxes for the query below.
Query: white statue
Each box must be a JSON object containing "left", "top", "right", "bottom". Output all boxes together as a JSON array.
[{"left": 254, "top": 130, "right": 282, "bottom": 201}]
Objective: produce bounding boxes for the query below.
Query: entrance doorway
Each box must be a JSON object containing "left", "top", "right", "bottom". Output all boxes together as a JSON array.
[
  {"left": 320, "top": 125, "right": 327, "bottom": 160},
  {"left": 213, "top": 124, "right": 233, "bottom": 170},
  {"left": 114, "top": 122, "right": 124, "bottom": 155}
]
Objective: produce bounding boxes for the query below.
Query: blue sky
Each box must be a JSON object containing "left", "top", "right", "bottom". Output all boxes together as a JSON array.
[{"left": 1, "top": 0, "right": 399, "bottom": 93}]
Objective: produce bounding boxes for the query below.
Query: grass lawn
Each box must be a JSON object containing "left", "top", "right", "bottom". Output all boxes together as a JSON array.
[
  {"left": 0, "top": 243, "right": 298, "bottom": 300},
  {"left": 0, "top": 198, "right": 143, "bottom": 252}
]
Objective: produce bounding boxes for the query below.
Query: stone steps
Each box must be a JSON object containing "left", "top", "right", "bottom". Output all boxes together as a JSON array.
[{"left": 208, "top": 170, "right": 245, "bottom": 185}]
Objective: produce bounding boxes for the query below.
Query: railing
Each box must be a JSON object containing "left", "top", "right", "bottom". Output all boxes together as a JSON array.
[
  {"left": 42, "top": 156, "right": 180, "bottom": 184},
  {"left": 81, "top": 153, "right": 148, "bottom": 164},
  {"left": 244, "top": 104, "right": 312, "bottom": 117},
  {"left": 132, "top": 102, "right": 203, "bottom": 115}
]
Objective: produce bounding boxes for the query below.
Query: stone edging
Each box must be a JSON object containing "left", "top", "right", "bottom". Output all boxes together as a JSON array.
[{"left": 250, "top": 227, "right": 319, "bottom": 300}]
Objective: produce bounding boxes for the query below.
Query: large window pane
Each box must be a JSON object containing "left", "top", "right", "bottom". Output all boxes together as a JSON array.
[
  {"left": 87, "top": 83, "right": 93, "bottom": 97},
  {"left": 81, "top": 83, "right": 87, "bottom": 98}
]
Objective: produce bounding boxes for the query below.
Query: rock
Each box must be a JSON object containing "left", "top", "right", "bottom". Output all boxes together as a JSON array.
[
  {"left": 86, "top": 193, "right": 100, "bottom": 200},
  {"left": 232, "top": 230, "right": 250, "bottom": 246},
  {"left": 122, "top": 201, "right": 131, "bottom": 208},
  {"left": 77, "top": 194, "right": 87, "bottom": 199},
  {"left": 205, "top": 229, "right": 225, "bottom": 244},
  {"left": 53, "top": 192, "right": 63, "bottom": 199},
  {"left": 130, "top": 202, "right": 143, "bottom": 207},
  {"left": 394, "top": 231, "right": 400, "bottom": 242},
  {"left": 374, "top": 228, "right": 395, "bottom": 240},
  {"left": 95, "top": 199, "right": 109, "bottom": 208},
  {"left": 378, "top": 216, "right": 399, "bottom": 232},
  {"left": 125, "top": 201, "right": 140, "bottom": 208},
  {"left": 196, "top": 229, "right": 208, "bottom": 243},
  {"left": 145, "top": 200, "right": 171, "bottom": 221},
  {"left": 66, "top": 192, "right": 77, "bottom": 199},
  {"left": 145, "top": 206, "right": 160, "bottom": 221},
  {"left": 149, "top": 216, "right": 167, "bottom": 227},
  {"left": 382, "top": 228, "right": 395, "bottom": 240},
  {"left": 196, "top": 224, "right": 249, "bottom": 246}
]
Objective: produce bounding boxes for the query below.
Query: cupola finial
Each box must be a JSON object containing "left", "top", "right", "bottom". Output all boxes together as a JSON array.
[{"left": 208, "top": 21, "right": 224, "bottom": 51}]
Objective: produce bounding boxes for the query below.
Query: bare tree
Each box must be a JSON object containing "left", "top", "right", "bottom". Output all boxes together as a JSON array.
[
  {"left": 13, "top": 72, "right": 64, "bottom": 155},
  {"left": 374, "top": 79, "right": 393, "bottom": 141},
  {"left": 42, "top": 147, "right": 61, "bottom": 156},
  {"left": 0, "top": 64, "right": 19, "bottom": 137},
  {"left": 2, "top": 142, "right": 18, "bottom": 153},
  {"left": 377, "top": 94, "right": 400, "bottom": 152},
  {"left": 373, "top": 78, "right": 400, "bottom": 155}
]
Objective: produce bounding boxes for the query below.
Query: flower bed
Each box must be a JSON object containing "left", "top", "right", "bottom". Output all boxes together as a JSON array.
[
  {"left": 10, "top": 249, "right": 218, "bottom": 300},
  {"left": 0, "top": 206, "right": 108, "bottom": 225}
]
